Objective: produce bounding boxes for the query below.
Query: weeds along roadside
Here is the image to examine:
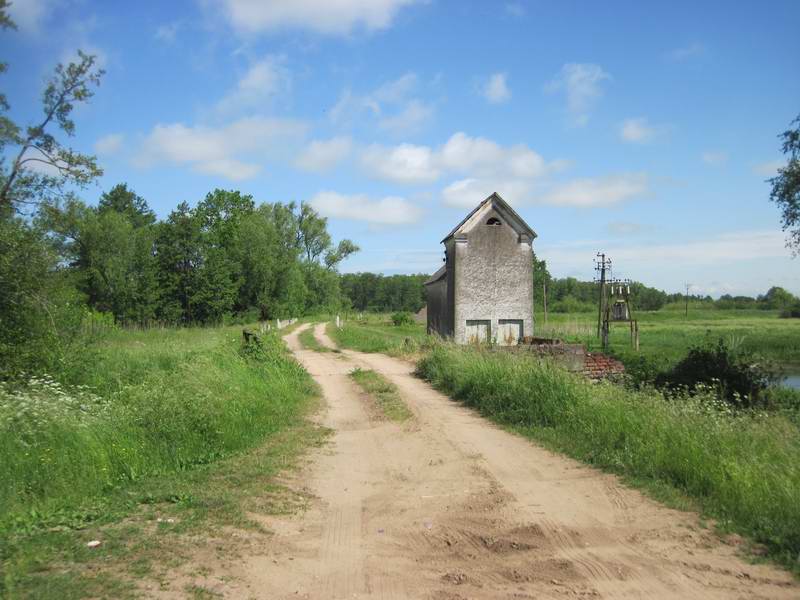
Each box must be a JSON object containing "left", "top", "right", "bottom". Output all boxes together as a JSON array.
[
  {"left": 0, "top": 326, "right": 320, "bottom": 586},
  {"left": 416, "top": 343, "right": 800, "bottom": 572}
]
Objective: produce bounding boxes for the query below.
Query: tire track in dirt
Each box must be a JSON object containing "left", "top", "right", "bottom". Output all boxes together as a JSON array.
[{"left": 313, "top": 323, "right": 798, "bottom": 599}]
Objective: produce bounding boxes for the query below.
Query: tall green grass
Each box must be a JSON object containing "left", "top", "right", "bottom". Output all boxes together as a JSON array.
[
  {"left": 0, "top": 326, "right": 317, "bottom": 525},
  {"left": 417, "top": 344, "right": 800, "bottom": 568},
  {"left": 330, "top": 317, "right": 428, "bottom": 355}
]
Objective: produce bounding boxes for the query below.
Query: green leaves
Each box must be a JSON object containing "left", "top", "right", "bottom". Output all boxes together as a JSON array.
[
  {"left": 0, "top": 48, "right": 104, "bottom": 214},
  {"left": 769, "top": 114, "right": 800, "bottom": 253}
]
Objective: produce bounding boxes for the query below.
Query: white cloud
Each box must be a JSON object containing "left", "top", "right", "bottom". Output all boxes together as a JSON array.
[
  {"left": 7, "top": 0, "right": 56, "bottom": 34},
  {"left": 537, "top": 173, "right": 648, "bottom": 207},
  {"left": 136, "top": 117, "right": 308, "bottom": 181},
  {"left": 378, "top": 99, "right": 434, "bottom": 134},
  {"left": 361, "top": 143, "right": 440, "bottom": 184},
  {"left": 481, "top": 72, "right": 511, "bottom": 104},
  {"left": 214, "top": 0, "right": 421, "bottom": 35},
  {"left": 295, "top": 137, "right": 352, "bottom": 172},
  {"left": 666, "top": 42, "right": 706, "bottom": 62},
  {"left": 361, "top": 132, "right": 559, "bottom": 187},
  {"left": 702, "top": 151, "right": 728, "bottom": 166},
  {"left": 310, "top": 191, "right": 423, "bottom": 225},
  {"left": 439, "top": 132, "right": 550, "bottom": 178},
  {"left": 155, "top": 22, "right": 181, "bottom": 43},
  {"left": 441, "top": 178, "right": 536, "bottom": 208},
  {"left": 330, "top": 72, "right": 434, "bottom": 134},
  {"left": 753, "top": 160, "right": 784, "bottom": 176},
  {"left": 619, "top": 117, "right": 660, "bottom": 143},
  {"left": 372, "top": 72, "right": 418, "bottom": 103},
  {"left": 216, "top": 55, "right": 290, "bottom": 114},
  {"left": 94, "top": 133, "right": 125, "bottom": 156},
  {"left": 545, "top": 63, "right": 610, "bottom": 126},
  {"left": 542, "top": 230, "right": 788, "bottom": 269}
]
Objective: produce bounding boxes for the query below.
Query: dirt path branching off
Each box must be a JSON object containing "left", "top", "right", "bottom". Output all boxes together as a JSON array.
[{"left": 171, "top": 322, "right": 799, "bottom": 599}]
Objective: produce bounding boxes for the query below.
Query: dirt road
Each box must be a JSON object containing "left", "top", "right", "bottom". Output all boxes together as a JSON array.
[{"left": 215, "top": 323, "right": 798, "bottom": 599}]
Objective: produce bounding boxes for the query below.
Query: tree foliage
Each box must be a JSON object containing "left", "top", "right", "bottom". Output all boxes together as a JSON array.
[
  {"left": 769, "top": 113, "right": 800, "bottom": 253},
  {"left": 0, "top": 49, "right": 104, "bottom": 215}
]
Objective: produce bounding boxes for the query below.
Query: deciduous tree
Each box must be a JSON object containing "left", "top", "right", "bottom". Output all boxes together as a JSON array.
[{"left": 769, "top": 113, "right": 800, "bottom": 253}]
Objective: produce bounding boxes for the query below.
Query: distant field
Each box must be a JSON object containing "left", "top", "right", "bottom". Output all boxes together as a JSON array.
[
  {"left": 335, "top": 309, "right": 800, "bottom": 371},
  {"left": 537, "top": 309, "right": 800, "bottom": 369}
]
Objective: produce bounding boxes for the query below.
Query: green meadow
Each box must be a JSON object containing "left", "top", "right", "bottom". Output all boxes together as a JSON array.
[
  {"left": 0, "top": 326, "right": 320, "bottom": 598},
  {"left": 536, "top": 308, "right": 800, "bottom": 371}
]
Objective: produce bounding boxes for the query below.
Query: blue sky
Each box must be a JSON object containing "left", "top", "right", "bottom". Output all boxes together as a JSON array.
[{"left": 3, "top": 0, "right": 799, "bottom": 296}]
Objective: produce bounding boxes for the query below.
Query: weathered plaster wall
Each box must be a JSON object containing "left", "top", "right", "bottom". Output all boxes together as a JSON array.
[
  {"left": 425, "top": 279, "right": 448, "bottom": 336},
  {"left": 453, "top": 207, "right": 533, "bottom": 344}
]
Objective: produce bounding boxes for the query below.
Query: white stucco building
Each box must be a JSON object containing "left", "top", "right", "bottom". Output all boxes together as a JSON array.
[{"left": 424, "top": 193, "right": 536, "bottom": 345}]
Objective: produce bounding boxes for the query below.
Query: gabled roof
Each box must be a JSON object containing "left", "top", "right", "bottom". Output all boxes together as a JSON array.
[
  {"left": 423, "top": 264, "right": 447, "bottom": 286},
  {"left": 441, "top": 192, "right": 537, "bottom": 243}
]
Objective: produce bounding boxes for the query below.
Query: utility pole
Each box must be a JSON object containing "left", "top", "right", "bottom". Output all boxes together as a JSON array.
[
  {"left": 685, "top": 283, "right": 692, "bottom": 318},
  {"left": 543, "top": 281, "right": 548, "bottom": 326},
  {"left": 595, "top": 253, "right": 611, "bottom": 339}
]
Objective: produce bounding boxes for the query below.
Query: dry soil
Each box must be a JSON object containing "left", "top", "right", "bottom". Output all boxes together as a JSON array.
[{"left": 158, "top": 322, "right": 800, "bottom": 599}]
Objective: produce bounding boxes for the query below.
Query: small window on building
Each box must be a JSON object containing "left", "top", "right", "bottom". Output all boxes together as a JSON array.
[{"left": 486, "top": 217, "right": 501, "bottom": 226}]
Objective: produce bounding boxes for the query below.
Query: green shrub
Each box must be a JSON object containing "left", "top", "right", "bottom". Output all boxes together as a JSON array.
[
  {"left": 391, "top": 311, "right": 414, "bottom": 326},
  {"left": 779, "top": 303, "right": 800, "bottom": 318},
  {"left": 655, "top": 339, "right": 777, "bottom": 408},
  {"left": 416, "top": 344, "right": 800, "bottom": 567}
]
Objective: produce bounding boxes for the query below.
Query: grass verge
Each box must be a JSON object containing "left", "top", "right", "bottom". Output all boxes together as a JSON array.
[
  {"left": 0, "top": 325, "right": 322, "bottom": 597},
  {"left": 298, "top": 324, "right": 331, "bottom": 352},
  {"left": 349, "top": 368, "right": 412, "bottom": 422},
  {"left": 416, "top": 343, "right": 800, "bottom": 572}
]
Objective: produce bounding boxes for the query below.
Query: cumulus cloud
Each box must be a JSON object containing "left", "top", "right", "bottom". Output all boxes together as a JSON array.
[
  {"left": 441, "top": 178, "right": 537, "bottom": 208},
  {"left": 702, "top": 151, "right": 728, "bottom": 166},
  {"left": 536, "top": 173, "right": 648, "bottom": 207},
  {"left": 214, "top": 0, "right": 421, "bottom": 35},
  {"left": 330, "top": 72, "right": 434, "bottom": 134},
  {"left": 136, "top": 117, "right": 308, "bottom": 181},
  {"left": 545, "top": 63, "right": 610, "bottom": 126},
  {"left": 752, "top": 160, "right": 783, "bottom": 176},
  {"left": 216, "top": 55, "right": 290, "bottom": 114},
  {"left": 295, "top": 137, "right": 353, "bottom": 172},
  {"left": 94, "top": 133, "right": 125, "bottom": 156},
  {"left": 310, "top": 191, "right": 423, "bottom": 225},
  {"left": 481, "top": 72, "right": 511, "bottom": 104},
  {"left": 360, "top": 132, "right": 560, "bottom": 187},
  {"left": 361, "top": 143, "right": 440, "bottom": 184},
  {"left": 619, "top": 118, "right": 660, "bottom": 143}
]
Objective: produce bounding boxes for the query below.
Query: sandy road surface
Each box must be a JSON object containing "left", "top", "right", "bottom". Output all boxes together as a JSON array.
[{"left": 191, "top": 322, "right": 798, "bottom": 599}]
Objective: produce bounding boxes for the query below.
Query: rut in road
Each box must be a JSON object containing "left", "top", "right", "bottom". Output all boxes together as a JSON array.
[{"left": 166, "top": 322, "right": 799, "bottom": 599}]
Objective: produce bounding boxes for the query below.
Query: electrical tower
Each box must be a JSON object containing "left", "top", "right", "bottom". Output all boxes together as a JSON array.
[{"left": 595, "top": 253, "right": 639, "bottom": 352}]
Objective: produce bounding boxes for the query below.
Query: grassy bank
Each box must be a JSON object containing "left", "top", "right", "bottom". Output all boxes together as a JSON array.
[
  {"left": 349, "top": 368, "right": 412, "bottom": 422},
  {"left": 1, "top": 325, "right": 320, "bottom": 597},
  {"left": 417, "top": 344, "right": 800, "bottom": 570},
  {"left": 330, "top": 315, "right": 428, "bottom": 355}
]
